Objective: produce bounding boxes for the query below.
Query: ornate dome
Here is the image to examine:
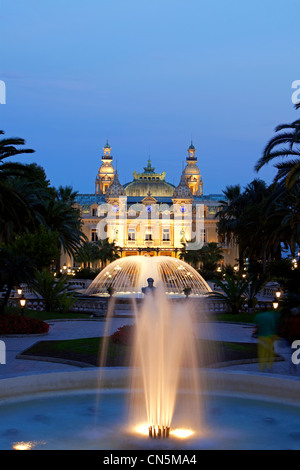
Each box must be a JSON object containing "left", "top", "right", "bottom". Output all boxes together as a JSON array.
[
  {"left": 125, "top": 180, "right": 174, "bottom": 197},
  {"left": 124, "top": 159, "right": 175, "bottom": 197},
  {"left": 98, "top": 161, "right": 115, "bottom": 175},
  {"left": 183, "top": 161, "right": 201, "bottom": 176}
]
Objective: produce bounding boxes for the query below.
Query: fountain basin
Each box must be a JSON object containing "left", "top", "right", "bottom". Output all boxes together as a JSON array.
[{"left": 1, "top": 369, "right": 300, "bottom": 450}]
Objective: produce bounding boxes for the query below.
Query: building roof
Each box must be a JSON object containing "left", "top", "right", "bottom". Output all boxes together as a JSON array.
[
  {"left": 105, "top": 171, "right": 125, "bottom": 198},
  {"left": 173, "top": 172, "right": 193, "bottom": 200},
  {"left": 123, "top": 159, "right": 175, "bottom": 197}
]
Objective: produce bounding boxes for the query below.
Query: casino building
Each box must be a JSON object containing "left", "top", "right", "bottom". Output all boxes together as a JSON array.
[{"left": 61, "top": 141, "right": 238, "bottom": 268}]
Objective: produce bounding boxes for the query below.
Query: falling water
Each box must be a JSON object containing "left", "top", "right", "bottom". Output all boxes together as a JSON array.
[
  {"left": 86, "top": 255, "right": 212, "bottom": 297},
  {"left": 88, "top": 256, "right": 212, "bottom": 441},
  {"left": 128, "top": 283, "right": 206, "bottom": 439}
]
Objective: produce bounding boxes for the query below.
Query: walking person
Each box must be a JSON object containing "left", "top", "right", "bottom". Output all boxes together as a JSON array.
[{"left": 254, "top": 310, "right": 280, "bottom": 372}]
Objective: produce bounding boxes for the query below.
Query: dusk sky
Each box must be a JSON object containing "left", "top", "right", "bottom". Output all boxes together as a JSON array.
[{"left": 1, "top": 0, "right": 299, "bottom": 195}]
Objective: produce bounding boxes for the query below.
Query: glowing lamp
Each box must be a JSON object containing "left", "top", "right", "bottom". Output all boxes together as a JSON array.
[
  {"left": 275, "top": 289, "right": 281, "bottom": 299},
  {"left": 20, "top": 295, "right": 27, "bottom": 316}
]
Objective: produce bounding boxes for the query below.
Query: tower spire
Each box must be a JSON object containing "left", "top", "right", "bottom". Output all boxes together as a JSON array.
[{"left": 187, "top": 140, "right": 196, "bottom": 160}]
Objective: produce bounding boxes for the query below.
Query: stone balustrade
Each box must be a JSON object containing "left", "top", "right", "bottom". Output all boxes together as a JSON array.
[{"left": 7, "top": 295, "right": 231, "bottom": 316}]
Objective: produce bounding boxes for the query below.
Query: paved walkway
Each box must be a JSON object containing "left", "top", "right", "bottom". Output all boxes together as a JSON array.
[{"left": 0, "top": 317, "right": 299, "bottom": 380}]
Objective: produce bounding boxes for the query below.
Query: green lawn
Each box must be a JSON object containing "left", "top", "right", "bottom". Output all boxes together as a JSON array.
[
  {"left": 214, "top": 312, "right": 256, "bottom": 324},
  {"left": 21, "top": 337, "right": 132, "bottom": 366},
  {"left": 20, "top": 336, "right": 259, "bottom": 367}
]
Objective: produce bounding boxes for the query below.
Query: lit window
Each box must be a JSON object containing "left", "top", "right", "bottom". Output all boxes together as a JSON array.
[
  {"left": 162, "top": 228, "right": 170, "bottom": 241},
  {"left": 128, "top": 228, "right": 136, "bottom": 241},
  {"left": 91, "top": 230, "right": 98, "bottom": 242},
  {"left": 145, "top": 227, "right": 152, "bottom": 241}
]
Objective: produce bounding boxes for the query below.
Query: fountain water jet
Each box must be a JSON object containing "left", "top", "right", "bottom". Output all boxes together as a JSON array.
[
  {"left": 127, "top": 280, "right": 206, "bottom": 441},
  {"left": 86, "top": 255, "right": 212, "bottom": 297}
]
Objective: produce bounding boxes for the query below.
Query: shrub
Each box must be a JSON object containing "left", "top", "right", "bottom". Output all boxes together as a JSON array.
[
  {"left": 110, "top": 324, "right": 135, "bottom": 346},
  {"left": 0, "top": 315, "right": 49, "bottom": 335}
]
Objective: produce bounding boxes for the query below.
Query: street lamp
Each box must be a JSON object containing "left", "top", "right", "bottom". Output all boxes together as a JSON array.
[
  {"left": 17, "top": 286, "right": 22, "bottom": 296},
  {"left": 20, "top": 295, "right": 27, "bottom": 316},
  {"left": 275, "top": 289, "right": 281, "bottom": 299},
  {"left": 272, "top": 299, "right": 279, "bottom": 310}
]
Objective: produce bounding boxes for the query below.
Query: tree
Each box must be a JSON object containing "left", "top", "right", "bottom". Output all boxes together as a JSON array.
[
  {"left": 0, "top": 131, "right": 36, "bottom": 243},
  {"left": 178, "top": 247, "right": 202, "bottom": 269},
  {"left": 217, "top": 179, "right": 277, "bottom": 273},
  {"left": 198, "top": 242, "right": 224, "bottom": 273},
  {"left": 96, "top": 238, "right": 121, "bottom": 269},
  {"left": 11, "top": 225, "right": 61, "bottom": 271},
  {"left": 56, "top": 185, "right": 79, "bottom": 205},
  {"left": 40, "top": 194, "right": 86, "bottom": 270},
  {"left": 211, "top": 274, "right": 249, "bottom": 314},
  {"left": 30, "top": 270, "right": 71, "bottom": 312},
  {"left": 255, "top": 104, "right": 300, "bottom": 189},
  {"left": 74, "top": 241, "right": 102, "bottom": 269},
  {"left": 261, "top": 181, "right": 300, "bottom": 260}
]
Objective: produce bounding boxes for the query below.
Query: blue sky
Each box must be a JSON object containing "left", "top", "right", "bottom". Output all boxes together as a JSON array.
[{"left": 0, "top": 0, "right": 299, "bottom": 195}]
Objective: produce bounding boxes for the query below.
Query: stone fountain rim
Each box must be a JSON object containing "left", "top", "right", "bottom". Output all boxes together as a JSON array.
[{"left": 0, "top": 368, "right": 300, "bottom": 408}]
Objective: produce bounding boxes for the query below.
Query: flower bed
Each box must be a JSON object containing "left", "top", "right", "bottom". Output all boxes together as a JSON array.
[
  {"left": 0, "top": 315, "right": 49, "bottom": 335},
  {"left": 110, "top": 324, "right": 135, "bottom": 346}
]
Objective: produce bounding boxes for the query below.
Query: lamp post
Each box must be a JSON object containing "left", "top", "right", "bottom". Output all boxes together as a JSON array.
[
  {"left": 20, "top": 295, "right": 27, "bottom": 317},
  {"left": 17, "top": 286, "right": 22, "bottom": 296},
  {"left": 272, "top": 299, "right": 279, "bottom": 311},
  {"left": 275, "top": 288, "right": 281, "bottom": 300}
]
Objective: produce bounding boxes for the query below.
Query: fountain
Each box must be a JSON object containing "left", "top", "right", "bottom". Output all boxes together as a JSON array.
[
  {"left": 85, "top": 255, "right": 212, "bottom": 297},
  {"left": 1, "top": 256, "right": 300, "bottom": 450},
  {"left": 86, "top": 257, "right": 213, "bottom": 443}
]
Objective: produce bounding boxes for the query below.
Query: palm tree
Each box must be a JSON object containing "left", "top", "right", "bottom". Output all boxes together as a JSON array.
[
  {"left": 255, "top": 104, "right": 300, "bottom": 189},
  {"left": 263, "top": 181, "right": 300, "bottom": 259},
  {"left": 40, "top": 195, "right": 86, "bottom": 270},
  {"left": 216, "top": 184, "right": 243, "bottom": 264},
  {"left": 198, "top": 242, "right": 224, "bottom": 272},
  {"left": 217, "top": 179, "right": 275, "bottom": 272},
  {"left": 96, "top": 238, "right": 121, "bottom": 269},
  {"left": 178, "top": 247, "right": 202, "bottom": 269},
  {"left": 74, "top": 241, "right": 101, "bottom": 269},
  {"left": 0, "top": 131, "right": 36, "bottom": 243},
  {"left": 56, "top": 185, "right": 79, "bottom": 205},
  {"left": 30, "top": 270, "right": 71, "bottom": 312},
  {"left": 0, "top": 131, "right": 35, "bottom": 160},
  {"left": 211, "top": 273, "right": 249, "bottom": 314}
]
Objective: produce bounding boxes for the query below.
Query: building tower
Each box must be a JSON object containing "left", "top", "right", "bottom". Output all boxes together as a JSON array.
[
  {"left": 182, "top": 141, "right": 203, "bottom": 196},
  {"left": 95, "top": 140, "right": 116, "bottom": 194}
]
